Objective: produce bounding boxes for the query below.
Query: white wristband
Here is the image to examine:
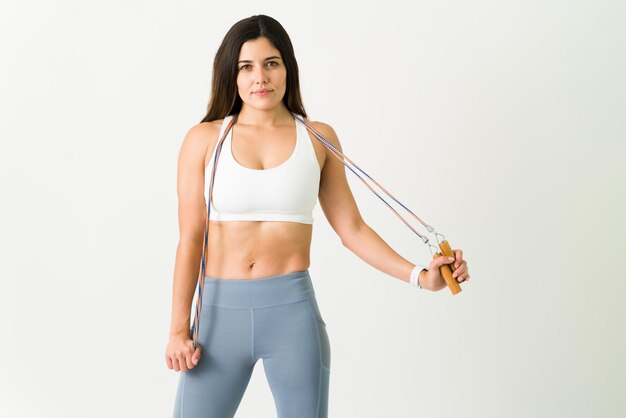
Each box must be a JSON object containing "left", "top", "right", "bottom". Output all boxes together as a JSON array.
[{"left": 409, "top": 264, "right": 427, "bottom": 289}]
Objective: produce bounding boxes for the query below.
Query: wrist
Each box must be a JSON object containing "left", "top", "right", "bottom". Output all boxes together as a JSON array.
[
  {"left": 419, "top": 268, "right": 428, "bottom": 290},
  {"left": 169, "top": 324, "right": 191, "bottom": 337},
  {"left": 409, "top": 264, "right": 428, "bottom": 289}
]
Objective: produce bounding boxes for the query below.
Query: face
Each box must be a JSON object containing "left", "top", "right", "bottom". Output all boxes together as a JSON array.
[{"left": 236, "top": 37, "right": 287, "bottom": 111}]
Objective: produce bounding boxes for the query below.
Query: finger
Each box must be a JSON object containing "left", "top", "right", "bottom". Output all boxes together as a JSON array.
[
  {"left": 452, "top": 262, "right": 466, "bottom": 278},
  {"left": 455, "top": 248, "right": 463, "bottom": 260},
  {"left": 453, "top": 249, "right": 463, "bottom": 269},
  {"left": 185, "top": 352, "right": 195, "bottom": 370},
  {"left": 192, "top": 346, "right": 202, "bottom": 365},
  {"left": 183, "top": 341, "right": 199, "bottom": 368},
  {"left": 176, "top": 352, "right": 188, "bottom": 372},
  {"left": 457, "top": 268, "right": 470, "bottom": 282},
  {"left": 185, "top": 345, "right": 200, "bottom": 369},
  {"left": 166, "top": 354, "right": 173, "bottom": 370},
  {"left": 178, "top": 357, "right": 187, "bottom": 372},
  {"left": 441, "top": 256, "right": 455, "bottom": 268}
]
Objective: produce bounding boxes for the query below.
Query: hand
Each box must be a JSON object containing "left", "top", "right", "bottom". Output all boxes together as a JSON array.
[
  {"left": 165, "top": 333, "right": 202, "bottom": 372},
  {"left": 427, "top": 248, "right": 470, "bottom": 288},
  {"left": 449, "top": 248, "right": 470, "bottom": 283}
]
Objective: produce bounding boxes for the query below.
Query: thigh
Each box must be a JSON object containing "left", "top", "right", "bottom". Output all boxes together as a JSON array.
[
  {"left": 256, "top": 297, "right": 331, "bottom": 418},
  {"left": 172, "top": 306, "right": 257, "bottom": 418}
]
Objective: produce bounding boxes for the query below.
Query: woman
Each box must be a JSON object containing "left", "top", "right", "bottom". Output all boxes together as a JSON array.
[{"left": 165, "top": 14, "right": 470, "bottom": 418}]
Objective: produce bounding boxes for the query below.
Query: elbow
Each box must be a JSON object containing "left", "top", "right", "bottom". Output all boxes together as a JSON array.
[{"left": 340, "top": 220, "right": 367, "bottom": 249}]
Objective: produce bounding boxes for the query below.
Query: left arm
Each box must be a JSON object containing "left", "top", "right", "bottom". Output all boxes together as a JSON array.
[
  {"left": 343, "top": 222, "right": 431, "bottom": 288},
  {"left": 314, "top": 121, "right": 433, "bottom": 289},
  {"left": 344, "top": 224, "right": 471, "bottom": 292}
]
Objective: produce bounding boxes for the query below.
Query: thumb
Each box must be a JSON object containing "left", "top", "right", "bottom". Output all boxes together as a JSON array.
[
  {"left": 192, "top": 345, "right": 202, "bottom": 365},
  {"left": 438, "top": 255, "right": 455, "bottom": 268}
]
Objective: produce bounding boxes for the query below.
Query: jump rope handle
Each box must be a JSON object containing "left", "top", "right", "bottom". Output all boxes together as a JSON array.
[{"left": 433, "top": 240, "right": 462, "bottom": 295}]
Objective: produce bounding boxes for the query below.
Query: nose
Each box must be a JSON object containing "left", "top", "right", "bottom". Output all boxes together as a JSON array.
[{"left": 254, "top": 66, "right": 269, "bottom": 84}]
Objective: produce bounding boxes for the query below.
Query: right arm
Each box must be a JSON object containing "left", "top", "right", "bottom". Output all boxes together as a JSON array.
[{"left": 165, "top": 122, "right": 215, "bottom": 372}]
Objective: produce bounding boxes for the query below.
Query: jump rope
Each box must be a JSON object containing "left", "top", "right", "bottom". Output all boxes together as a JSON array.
[{"left": 190, "top": 111, "right": 462, "bottom": 349}]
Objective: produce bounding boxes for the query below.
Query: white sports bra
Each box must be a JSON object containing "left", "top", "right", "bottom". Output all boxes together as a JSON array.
[{"left": 206, "top": 114, "right": 321, "bottom": 224}]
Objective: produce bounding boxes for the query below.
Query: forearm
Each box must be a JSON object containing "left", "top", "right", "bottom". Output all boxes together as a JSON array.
[
  {"left": 169, "top": 239, "right": 204, "bottom": 336},
  {"left": 342, "top": 223, "right": 430, "bottom": 290}
]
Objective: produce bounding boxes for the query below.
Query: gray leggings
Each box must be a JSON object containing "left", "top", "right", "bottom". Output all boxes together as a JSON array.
[{"left": 173, "top": 269, "right": 331, "bottom": 417}]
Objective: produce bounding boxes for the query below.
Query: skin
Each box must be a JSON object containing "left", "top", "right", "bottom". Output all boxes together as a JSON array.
[{"left": 165, "top": 36, "right": 471, "bottom": 372}]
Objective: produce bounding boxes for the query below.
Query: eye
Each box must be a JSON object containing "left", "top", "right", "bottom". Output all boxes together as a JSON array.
[{"left": 239, "top": 61, "right": 279, "bottom": 71}]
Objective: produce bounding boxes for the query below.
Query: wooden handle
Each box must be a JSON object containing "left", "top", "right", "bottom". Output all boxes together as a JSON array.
[{"left": 434, "top": 240, "right": 462, "bottom": 295}]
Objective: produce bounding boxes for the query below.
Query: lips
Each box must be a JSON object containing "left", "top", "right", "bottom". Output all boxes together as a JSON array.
[{"left": 254, "top": 89, "right": 272, "bottom": 94}]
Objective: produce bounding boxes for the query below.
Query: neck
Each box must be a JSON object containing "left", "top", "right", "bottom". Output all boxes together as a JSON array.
[{"left": 236, "top": 105, "right": 292, "bottom": 127}]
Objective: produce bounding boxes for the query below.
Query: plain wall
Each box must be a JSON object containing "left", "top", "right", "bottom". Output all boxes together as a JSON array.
[{"left": 0, "top": 0, "right": 624, "bottom": 417}]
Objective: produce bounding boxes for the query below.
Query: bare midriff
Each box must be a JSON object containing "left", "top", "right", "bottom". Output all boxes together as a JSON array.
[
  {"left": 203, "top": 220, "right": 313, "bottom": 280},
  {"left": 200, "top": 117, "right": 325, "bottom": 280}
]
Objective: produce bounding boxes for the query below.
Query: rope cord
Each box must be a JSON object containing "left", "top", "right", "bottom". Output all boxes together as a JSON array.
[{"left": 190, "top": 112, "right": 445, "bottom": 348}]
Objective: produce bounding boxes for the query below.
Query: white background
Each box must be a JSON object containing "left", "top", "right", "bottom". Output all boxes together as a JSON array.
[{"left": 1, "top": 1, "right": 625, "bottom": 417}]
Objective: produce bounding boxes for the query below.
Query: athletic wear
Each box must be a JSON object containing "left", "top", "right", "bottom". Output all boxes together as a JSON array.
[
  {"left": 172, "top": 269, "right": 331, "bottom": 418},
  {"left": 206, "top": 115, "right": 321, "bottom": 224}
]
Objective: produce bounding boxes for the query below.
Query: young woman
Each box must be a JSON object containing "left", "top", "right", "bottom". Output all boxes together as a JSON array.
[{"left": 165, "top": 14, "right": 470, "bottom": 418}]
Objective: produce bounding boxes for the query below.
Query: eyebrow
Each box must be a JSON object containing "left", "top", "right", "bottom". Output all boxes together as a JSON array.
[{"left": 237, "top": 56, "right": 282, "bottom": 64}]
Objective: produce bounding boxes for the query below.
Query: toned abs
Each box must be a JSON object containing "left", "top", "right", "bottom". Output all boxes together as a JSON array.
[{"left": 201, "top": 118, "right": 326, "bottom": 280}]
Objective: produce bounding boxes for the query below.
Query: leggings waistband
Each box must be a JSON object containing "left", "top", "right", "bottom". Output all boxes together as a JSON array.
[{"left": 202, "top": 269, "right": 315, "bottom": 308}]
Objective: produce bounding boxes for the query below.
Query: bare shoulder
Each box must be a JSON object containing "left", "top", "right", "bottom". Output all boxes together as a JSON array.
[
  {"left": 179, "top": 119, "right": 224, "bottom": 169},
  {"left": 303, "top": 119, "right": 338, "bottom": 139},
  {"left": 184, "top": 119, "right": 223, "bottom": 147},
  {"left": 300, "top": 118, "right": 342, "bottom": 170}
]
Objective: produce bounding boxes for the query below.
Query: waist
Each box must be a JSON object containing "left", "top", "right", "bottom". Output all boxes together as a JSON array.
[
  {"left": 205, "top": 221, "right": 312, "bottom": 270},
  {"left": 201, "top": 269, "right": 315, "bottom": 308}
]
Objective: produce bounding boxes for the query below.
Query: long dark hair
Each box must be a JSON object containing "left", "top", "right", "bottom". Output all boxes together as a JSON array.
[{"left": 200, "top": 15, "right": 308, "bottom": 123}]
